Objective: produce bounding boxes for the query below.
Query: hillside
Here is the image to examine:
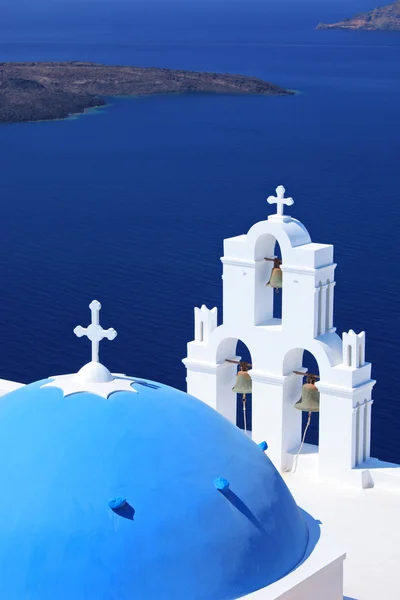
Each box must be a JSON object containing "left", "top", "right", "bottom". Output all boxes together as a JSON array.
[
  {"left": 317, "top": 0, "right": 400, "bottom": 30},
  {"left": 0, "top": 62, "right": 293, "bottom": 124}
]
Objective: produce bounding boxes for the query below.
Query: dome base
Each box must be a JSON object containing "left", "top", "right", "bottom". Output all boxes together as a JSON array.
[{"left": 76, "top": 361, "right": 113, "bottom": 383}]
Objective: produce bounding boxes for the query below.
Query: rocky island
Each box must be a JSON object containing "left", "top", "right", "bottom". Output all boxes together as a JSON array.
[
  {"left": 317, "top": 0, "right": 400, "bottom": 30},
  {"left": 0, "top": 62, "right": 293, "bottom": 124}
]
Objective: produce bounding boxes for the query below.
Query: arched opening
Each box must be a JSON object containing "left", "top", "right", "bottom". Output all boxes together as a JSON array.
[
  {"left": 216, "top": 337, "right": 253, "bottom": 435},
  {"left": 283, "top": 348, "right": 321, "bottom": 452},
  {"left": 235, "top": 340, "right": 253, "bottom": 434},
  {"left": 298, "top": 350, "right": 320, "bottom": 446},
  {"left": 254, "top": 234, "right": 283, "bottom": 325},
  {"left": 272, "top": 242, "right": 283, "bottom": 320}
]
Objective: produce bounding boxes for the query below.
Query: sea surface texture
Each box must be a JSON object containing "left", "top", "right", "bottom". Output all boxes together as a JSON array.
[{"left": 0, "top": 0, "right": 399, "bottom": 461}]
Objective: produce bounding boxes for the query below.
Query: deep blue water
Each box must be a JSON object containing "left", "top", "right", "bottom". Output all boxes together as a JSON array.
[{"left": 0, "top": 0, "right": 399, "bottom": 461}]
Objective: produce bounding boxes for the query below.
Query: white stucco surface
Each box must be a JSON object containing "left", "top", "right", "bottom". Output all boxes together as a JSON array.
[
  {"left": 283, "top": 465, "right": 400, "bottom": 600},
  {"left": 243, "top": 523, "right": 345, "bottom": 600},
  {"left": 0, "top": 378, "right": 25, "bottom": 396}
]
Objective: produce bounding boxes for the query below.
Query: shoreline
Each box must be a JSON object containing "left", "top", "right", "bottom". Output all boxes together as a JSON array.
[{"left": 0, "top": 61, "right": 294, "bottom": 125}]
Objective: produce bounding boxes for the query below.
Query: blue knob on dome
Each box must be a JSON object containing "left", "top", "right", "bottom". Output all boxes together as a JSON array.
[
  {"left": 108, "top": 496, "right": 127, "bottom": 510},
  {"left": 214, "top": 477, "right": 230, "bottom": 491},
  {"left": 258, "top": 441, "right": 268, "bottom": 451}
]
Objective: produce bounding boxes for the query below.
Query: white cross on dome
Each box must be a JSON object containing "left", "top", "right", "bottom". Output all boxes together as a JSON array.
[
  {"left": 74, "top": 300, "right": 117, "bottom": 363},
  {"left": 42, "top": 300, "right": 138, "bottom": 397}
]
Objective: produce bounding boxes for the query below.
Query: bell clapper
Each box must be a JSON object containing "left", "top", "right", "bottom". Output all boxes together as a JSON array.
[{"left": 264, "top": 257, "right": 283, "bottom": 293}]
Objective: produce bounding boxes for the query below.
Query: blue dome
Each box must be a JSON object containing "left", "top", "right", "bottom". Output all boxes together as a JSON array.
[{"left": 0, "top": 376, "right": 309, "bottom": 600}]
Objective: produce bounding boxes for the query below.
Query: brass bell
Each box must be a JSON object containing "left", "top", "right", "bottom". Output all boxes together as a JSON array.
[
  {"left": 268, "top": 267, "right": 282, "bottom": 290},
  {"left": 265, "top": 257, "right": 282, "bottom": 292},
  {"left": 294, "top": 381, "right": 320, "bottom": 413},
  {"left": 232, "top": 369, "right": 252, "bottom": 395}
]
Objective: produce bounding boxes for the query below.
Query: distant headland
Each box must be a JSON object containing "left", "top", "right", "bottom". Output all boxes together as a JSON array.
[
  {"left": 317, "top": 0, "right": 400, "bottom": 30},
  {"left": 0, "top": 62, "right": 293, "bottom": 124}
]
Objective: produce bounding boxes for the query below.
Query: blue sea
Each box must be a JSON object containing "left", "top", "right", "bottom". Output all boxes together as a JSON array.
[{"left": 0, "top": 0, "right": 399, "bottom": 461}]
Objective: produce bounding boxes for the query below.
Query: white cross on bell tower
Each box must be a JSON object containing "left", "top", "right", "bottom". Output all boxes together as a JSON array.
[
  {"left": 267, "top": 185, "right": 294, "bottom": 217},
  {"left": 74, "top": 300, "right": 117, "bottom": 363}
]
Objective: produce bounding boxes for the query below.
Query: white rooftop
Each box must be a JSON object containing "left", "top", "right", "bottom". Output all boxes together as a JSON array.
[{"left": 284, "top": 457, "right": 400, "bottom": 600}]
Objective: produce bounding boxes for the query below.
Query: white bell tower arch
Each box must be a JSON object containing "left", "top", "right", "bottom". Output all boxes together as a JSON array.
[{"left": 183, "top": 186, "right": 376, "bottom": 487}]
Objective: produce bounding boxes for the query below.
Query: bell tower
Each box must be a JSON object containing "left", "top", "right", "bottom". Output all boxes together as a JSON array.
[{"left": 183, "top": 185, "right": 377, "bottom": 488}]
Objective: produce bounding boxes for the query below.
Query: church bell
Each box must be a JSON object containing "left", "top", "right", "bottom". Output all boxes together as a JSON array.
[
  {"left": 268, "top": 267, "right": 282, "bottom": 290},
  {"left": 265, "top": 257, "right": 283, "bottom": 292},
  {"left": 232, "top": 363, "right": 252, "bottom": 433},
  {"left": 232, "top": 369, "right": 252, "bottom": 395},
  {"left": 294, "top": 379, "right": 320, "bottom": 412}
]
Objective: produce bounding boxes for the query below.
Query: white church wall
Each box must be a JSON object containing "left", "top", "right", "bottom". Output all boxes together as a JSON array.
[
  {"left": 184, "top": 358, "right": 238, "bottom": 425},
  {"left": 243, "top": 528, "right": 345, "bottom": 600}
]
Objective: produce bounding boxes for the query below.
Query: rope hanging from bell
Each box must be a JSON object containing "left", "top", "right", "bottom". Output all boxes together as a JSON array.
[{"left": 285, "top": 371, "right": 320, "bottom": 473}]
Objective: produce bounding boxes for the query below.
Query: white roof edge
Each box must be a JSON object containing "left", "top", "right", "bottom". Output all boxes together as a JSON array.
[
  {"left": 242, "top": 523, "right": 345, "bottom": 598},
  {"left": 0, "top": 378, "right": 25, "bottom": 397}
]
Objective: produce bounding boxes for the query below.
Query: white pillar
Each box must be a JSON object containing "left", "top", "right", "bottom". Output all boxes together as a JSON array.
[
  {"left": 250, "top": 371, "right": 302, "bottom": 471},
  {"left": 281, "top": 266, "right": 320, "bottom": 339},
  {"left": 313, "top": 287, "right": 320, "bottom": 337},
  {"left": 363, "top": 399, "right": 373, "bottom": 461},
  {"left": 184, "top": 359, "right": 237, "bottom": 425},
  {"left": 327, "top": 281, "right": 336, "bottom": 330},
  {"left": 319, "top": 283, "right": 328, "bottom": 335},
  {"left": 356, "top": 402, "right": 366, "bottom": 465},
  {"left": 318, "top": 386, "right": 357, "bottom": 475},
  {"left": 221, "top": 258, "right": 267, "bottom": 328},
  {"left": 318, "top": 382, "right": 375, "bottom": 476}
]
